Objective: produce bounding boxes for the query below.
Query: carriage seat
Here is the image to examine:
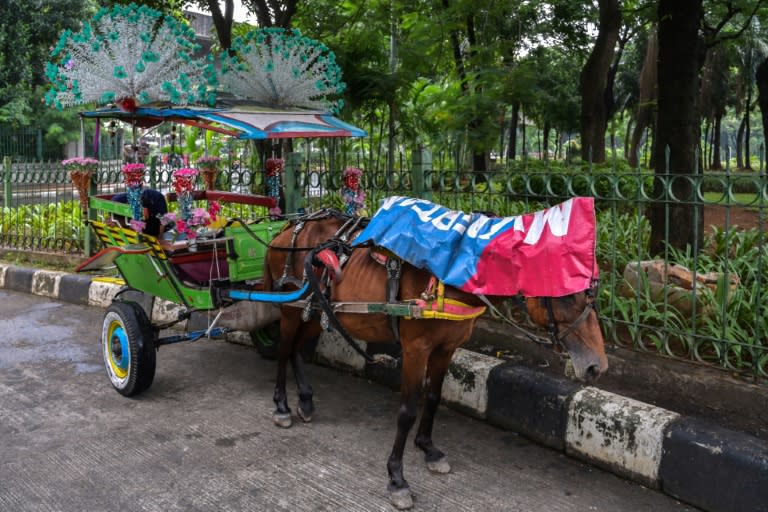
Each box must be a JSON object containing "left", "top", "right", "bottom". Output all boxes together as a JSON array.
[{"left": 161, "top": 236, "right": 231, "bottom": 285}]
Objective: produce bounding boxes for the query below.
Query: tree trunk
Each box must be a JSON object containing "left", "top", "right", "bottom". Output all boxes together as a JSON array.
[
  {"left": 745, "top": 85, "right": 753, "bottom": 169},
  {"left": 498, "top": 111, "right": 506, "bottom": 164},
  {"left": 388, "top": 99, "right": 396, "bottom": 177},
  {"left": 507, "top": 102, "right": 520, "bottom": 160},
  {"left": 624, "top": 117, "right": 634, "bottom": 161},
  {"left": 207, "top": 0, "right": 234, "bottom": 51},
  {"left": 248, "top": 0, "right": 298, "bottom": 27},
  {"left": 629, "top": 29, "right": 657, "bottom": 168},
  {"left": 702, "top": 119, "right": 710, "bottom": 169},
  {"left": 736, "top": 115, "right": 745, "bottom": 168},
  {"left": 521, "top": 109, "right": 526, "bottom": 159},
  {"left": 650, "top": 0, "right": 705, "bottom": 256},
  {"left": 711, "top": 114, "right": 723, "bottom": 169},
  {"left": 756, "top": 58, "right": 768, "bottom": 157},
  {"left": 543, "top": 121, "right": 551, "bottom": 161},
  {"left": 579, "top": 0, "right": 621, "bottom": 163}
]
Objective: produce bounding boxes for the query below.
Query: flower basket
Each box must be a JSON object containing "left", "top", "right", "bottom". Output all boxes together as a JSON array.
[
  {"left": 62, "top": 157, "right": 99, "bottom": 211},
  {"left": 121, "top": 163, "right": 146, "bottom": 231},
  {"left": 197, "top": 156, "right": 220, "bottom": 190},
  {"left": 172, "top": 167, "right": 199, "bottom": 225},
  {"left": 342, "top": 166, "right": 365, "bottom": 215},
  {"left": 200, "top": 168, "right": 218, "bottom": 190},
  {"left": 265, "top": 157, "right": 284, "bottom": 215}
]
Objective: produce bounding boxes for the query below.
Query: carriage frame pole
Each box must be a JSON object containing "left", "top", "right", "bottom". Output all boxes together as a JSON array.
[{"left": 283, "top": 152, "right": 302, "bottom": 214}]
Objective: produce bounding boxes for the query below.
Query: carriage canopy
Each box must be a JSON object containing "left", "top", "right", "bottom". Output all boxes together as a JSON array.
[{"left": 80, "top": 101, "right": 367, "bottom": 140}]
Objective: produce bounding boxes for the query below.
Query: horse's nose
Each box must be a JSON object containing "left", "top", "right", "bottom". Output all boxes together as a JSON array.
[{"left": 585, "top": 364, "right": 602, "bottom": 383}]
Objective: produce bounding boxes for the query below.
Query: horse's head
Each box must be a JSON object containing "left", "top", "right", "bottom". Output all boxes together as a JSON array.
[{"left": 525, "top": 290, "right": 608, "bottom": 383}]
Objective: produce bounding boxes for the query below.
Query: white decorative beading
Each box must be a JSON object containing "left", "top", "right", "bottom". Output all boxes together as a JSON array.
[
  {"left": 221, "top": 28, "right": 346, "bottom": 113},
  {"left": 45, "top": 4, "right": 217, "bottom": 109}
]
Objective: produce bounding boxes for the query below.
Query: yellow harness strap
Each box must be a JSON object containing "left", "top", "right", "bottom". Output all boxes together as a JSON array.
[{"left": 414, "top": 278, "right": 486, "bottom": 321}]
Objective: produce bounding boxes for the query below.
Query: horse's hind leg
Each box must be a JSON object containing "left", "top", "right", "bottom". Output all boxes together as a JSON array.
[
  {"left": 291, "top": 348, "right": 314, "bottom": 422},
  {"left": 414, "top": 346, "right": 455, "bottom": 474},
  {"left": 387, "top": 346, "right": 429, "bottom": 510},
  {"left": 272, "top": 331, "right": 295, "bottom": 428}
]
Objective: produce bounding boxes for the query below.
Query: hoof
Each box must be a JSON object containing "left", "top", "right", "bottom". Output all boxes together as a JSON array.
[
  {"left": 272, "top": 412, "right": 292, "bottom": 428},
  {"left": 389, "top": 487, "right": 413, "bottom": 510},
  {"left": 426, "top": 456, "right": 451, "bottom": 474},
  {"left": 297, "top": 406, "right": 313, "bottom": 423}
]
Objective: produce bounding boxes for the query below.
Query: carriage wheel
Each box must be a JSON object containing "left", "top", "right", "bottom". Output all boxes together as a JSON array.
[{"left": 101, "top": 302, "right": 157, "bottom": 397}]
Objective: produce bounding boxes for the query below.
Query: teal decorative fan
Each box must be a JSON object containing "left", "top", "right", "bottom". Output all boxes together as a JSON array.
[
  {"left": 221, "top": 28, "right": 346, "bottom": 113},
  {"left": 45, "top": 3, "right": 217, "bottom": 110}
]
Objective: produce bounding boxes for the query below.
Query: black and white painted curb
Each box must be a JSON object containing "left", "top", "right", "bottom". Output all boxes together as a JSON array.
[{"left": 2, "top": 262, "right": 767, "bottom": 512}]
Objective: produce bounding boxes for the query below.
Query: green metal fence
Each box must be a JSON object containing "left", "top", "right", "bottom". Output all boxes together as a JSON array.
[
  {"left": 299, "top": 151, "right": 767, "bottom": 380},
  {"left": 1, "top": 151, "right": 766, "bottom": 380}
]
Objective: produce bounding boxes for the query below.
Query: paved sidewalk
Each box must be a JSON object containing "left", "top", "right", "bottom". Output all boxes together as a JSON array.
[
  {"left": 1, "top": 263, "right": 767, "bottom": 512},
  {"left": 0, "top": 290, "right": 699, "bottom": 512}
]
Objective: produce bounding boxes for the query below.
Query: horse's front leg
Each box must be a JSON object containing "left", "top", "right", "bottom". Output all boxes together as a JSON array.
[
  {"left": 387, "top": 345, "right": 428, "bottom": 510},
  {"left": 272, "top": 321, "right": 296, "bottom": 428},
  {"left": 291, "top": 347, "right": 314, "bottom": 422},
  {"left": 414, "top": 346, "right": 455, "bottom": 474}
]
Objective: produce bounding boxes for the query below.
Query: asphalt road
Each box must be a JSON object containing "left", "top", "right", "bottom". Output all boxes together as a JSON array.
[{"left": 0, "top": 290, "right": 699, "bottom": 512}]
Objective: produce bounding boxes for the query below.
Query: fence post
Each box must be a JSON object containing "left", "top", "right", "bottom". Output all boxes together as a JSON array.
[
  {"left": 283, "top": 151, "right": 302, "bottom": 214},
  {"left": 36, "top": 129, "right": 43, "bottom": 161},
  {"left": 410, "top": 146, "right": 432, "bottom": 200},
  {"left": 3, "top": 156, "right": 10, "bottom": 206},
  {"left": 83, "top": 171, "right": 98, "bottom": 257}
]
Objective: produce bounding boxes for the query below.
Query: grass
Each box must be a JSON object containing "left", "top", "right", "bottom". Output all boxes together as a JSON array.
[
  {"left": 0, "top": 249, "right": 81, "bottom": 272},
  {"left": 703, "top": 191, "right": 764, "bottom": 208}
]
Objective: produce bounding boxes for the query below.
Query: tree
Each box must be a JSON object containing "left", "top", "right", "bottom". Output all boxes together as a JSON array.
[
  {"left": 650, "top": 0, "right": 763, "bottom": 255},
  {"left": 757, "top": 56, "right": 768, "bottom": 152},
  {"left": 0, "top": 0, "right": 92, "bottom": 131},
  {"left": 579, "top": 0, "right": 621, "bottom": 163},
  {"left": 243, "top": 0, "right": 298, "bottom": 28}
]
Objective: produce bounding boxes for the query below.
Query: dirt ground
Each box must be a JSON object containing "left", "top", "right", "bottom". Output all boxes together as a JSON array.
[{"left": 703, "top": 204, "right": 764, "bottom": 231}]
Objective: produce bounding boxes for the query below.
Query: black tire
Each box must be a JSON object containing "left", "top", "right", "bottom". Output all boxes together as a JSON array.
[
  {"left": 251, "top": 321, "right": 280, "bottom": 360},
  {"left": 101, "top": 302, "right": 157, "bottom": 397}
]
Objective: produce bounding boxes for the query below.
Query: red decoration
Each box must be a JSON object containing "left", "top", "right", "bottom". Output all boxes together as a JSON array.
[
  {"left": 117, "top": 97, "right": 137, "bottom": 112},
  {"left": 266, "top": 157, "right": 284, "bottom": 176},
  {"left": 172, "top": 168, "right": 198, "bottom": 195}
]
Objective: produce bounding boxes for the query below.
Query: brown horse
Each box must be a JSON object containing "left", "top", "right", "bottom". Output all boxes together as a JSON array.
[{"left": 263, "top": 210, "right": 607, "bottom": 510}]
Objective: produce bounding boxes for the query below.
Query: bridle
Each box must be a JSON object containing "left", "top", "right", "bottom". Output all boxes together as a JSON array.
[
  {"left": 541, "top": 287, "right": 597, "bottom": 353},
  {"left": 478, "top": 284, "right": 598, "bottom": 353}
]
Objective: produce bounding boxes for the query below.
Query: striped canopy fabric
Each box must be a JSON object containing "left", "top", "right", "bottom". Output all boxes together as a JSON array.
[{"left": 80, "top": 102, "right": 366, "bottom": 139}]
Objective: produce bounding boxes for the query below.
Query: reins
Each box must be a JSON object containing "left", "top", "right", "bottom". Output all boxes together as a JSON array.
[{"left": 477, "top": 286, "right": 597, "bottom": 353}]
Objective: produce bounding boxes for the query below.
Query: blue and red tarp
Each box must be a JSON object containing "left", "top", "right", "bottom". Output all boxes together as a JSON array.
[{"left": 353, "top": 196, "right": 599, "bottom": 297}]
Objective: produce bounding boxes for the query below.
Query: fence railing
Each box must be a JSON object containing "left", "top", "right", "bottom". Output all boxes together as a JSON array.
[{"left": 1, "top": 153, "right": 766, "bottom": 380}]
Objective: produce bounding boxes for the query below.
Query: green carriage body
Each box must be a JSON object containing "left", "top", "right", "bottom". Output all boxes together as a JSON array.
[{"left": 84, "top": 193, "right": 286, "bottom": 310}]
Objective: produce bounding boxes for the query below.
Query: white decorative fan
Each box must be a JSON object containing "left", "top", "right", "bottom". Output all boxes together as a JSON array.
[
  {"left": 221, "top": 28, "right": 346, "bottom": 113},
  {"left": 45, "top": 3, "right": 217, "bottom": 110}
]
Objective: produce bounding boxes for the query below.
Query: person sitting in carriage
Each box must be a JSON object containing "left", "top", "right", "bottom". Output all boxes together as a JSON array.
[{"left": 108, "top": 188, "right": 168, "bottom": 238}]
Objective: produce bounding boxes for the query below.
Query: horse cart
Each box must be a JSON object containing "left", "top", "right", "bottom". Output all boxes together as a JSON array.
[
  {"left": 76, "top": 103, "right": 366, "bottom": 397},
  {"left": 53, "top": 9, "right": 608, "bottom": 507}
]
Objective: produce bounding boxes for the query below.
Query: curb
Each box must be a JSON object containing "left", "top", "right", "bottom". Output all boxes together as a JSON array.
[{"left": 2, "top": 263, "right": 767, "bottom": 512}]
